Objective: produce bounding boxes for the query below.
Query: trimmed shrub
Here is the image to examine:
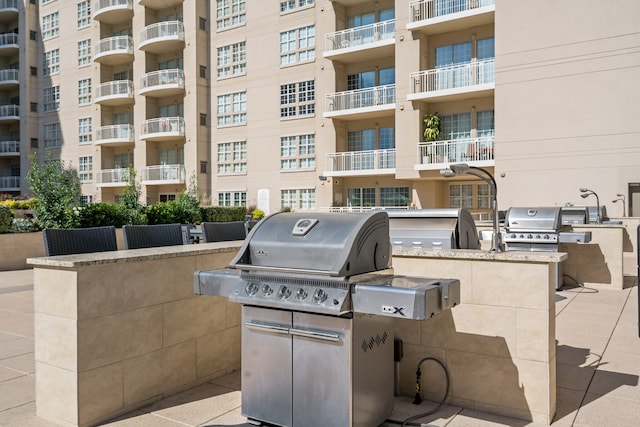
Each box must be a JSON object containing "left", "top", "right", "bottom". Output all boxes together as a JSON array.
[
  {"left": 0, "top": 205, "right": 12, "bottom": 233},
  {"left": 75, "top": 203, "right": 141, "bottom": 228},
  {"left": 199, "top": 206, "right": 247, "bottom": 223}
]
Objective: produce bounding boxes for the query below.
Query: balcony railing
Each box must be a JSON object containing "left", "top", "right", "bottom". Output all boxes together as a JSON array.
[
  {"left": 325, "top": 84, "right": 396, "bottom": 112},
  {"left": 140, "top": 69, "right": 184, "bottom": 91},
  {"left": 410, "top": 59, "right": 494, "bottom": 94},
  {"left": 141, "top": 117, "right": 184, "bottom": 137},
  {"left": 324, "top": 149, "right": 396, "bottom": 174},
  {"left": 140, "top": 164, "right": 185, "bottom": 184},
  {"left": 0, "top": 140, "right": 19, "bottom": 155},
  {"left": 0, "top": 0, "right": 18, "bottom": 11},
  {"left": 94, "top": 36, "right": 134, "bottom": 59},
  {"left": 139, "top": 21, "right": 184, "bottom": 46},
  {"left": 94, "top": 0, "right": 132, "bottom": 14},
  {"left": 0, "top": 68, "right": 18, "bottom": 83},
  {"left": 0, "top": 33, "right": 18, "bottom": 48},
  {"left": 409, "top": 0, "right": 495, "bottom": 22},
  {"left": 95, "top": 80, "right": 134, "bottom": 101},
  {"left": 95, "top": 124, "right": 134, "bottom": 143},
  {"left": 417, "top": 135, "right": 494, "bottom": 166},
  {"left": 325, "top": 19, "right": 395, "bottom": 51},
  {"left": 0, "top": 104, "right": 19, "bottom": 118},
  {"left": 0, "top": 176, "right": 19, "bottom": 189},
  {"left": 95, "top": 168, "right": 130, "bottom": 186}
]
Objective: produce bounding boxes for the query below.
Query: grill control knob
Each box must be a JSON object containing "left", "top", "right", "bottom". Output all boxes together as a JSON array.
[
  {"left": 296, "top": 288, "right": 308, "bottom": 300},
  {"left": 527, "top": 234, "right": 533, "bottom": 239},
  {"left": 544, "top": 234, "right": 550, "bottom": 239},
  {"left": 535, "top": 234, "right": 541, "bottom": 239},
  {"left": 262, "top": 284, "right": 273, "bottom": 296},
  {"left": 245, "top": 282, "right": 259, "bottom": 296},
  {"left": 277, "top": 286, "right": 291, "bottom": 300},
  {"left": 313, "top": 288, "right": 328, "bottom": 304}
]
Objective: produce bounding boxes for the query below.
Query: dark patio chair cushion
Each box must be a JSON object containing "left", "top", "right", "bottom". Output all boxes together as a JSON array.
[
  {"left": 201, "top": 221, "right": 247, "bottom": 243},
  {"left": 43, "top": 226, "right": 118, "bottom": 256},
  {"left": 122, "top": 223, "right": 185, "bottom": 249}
]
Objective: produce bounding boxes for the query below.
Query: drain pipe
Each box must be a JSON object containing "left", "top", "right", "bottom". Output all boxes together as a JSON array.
[{"left": 394, "top": 338, "right": 403, "bottom": 396}]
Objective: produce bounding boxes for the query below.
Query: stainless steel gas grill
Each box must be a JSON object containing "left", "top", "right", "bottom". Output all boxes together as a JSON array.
[
  {"left": 387, "top": 208, "right": 480, "bottom": 249},
  {"left": 194, "top": 211, "right": 460, "bottom": 427}
]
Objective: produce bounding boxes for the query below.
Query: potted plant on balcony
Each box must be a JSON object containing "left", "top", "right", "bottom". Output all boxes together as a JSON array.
[{"left": 422, "top": 113, "right": 441, "bottom": 163}]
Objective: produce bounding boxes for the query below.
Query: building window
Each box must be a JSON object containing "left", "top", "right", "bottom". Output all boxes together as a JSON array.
[
  {"left": 218, "top": 191, "right": 246, "bottom": 207},
  {"left": 199, "top": 17, "right": 207, "bottom": 30},
  {"left": 159, "top": 194, "right": 178, "bottom": 203},
  {"left": 380, "top": 187, "right": 410, "bottom": 207},
  {"left": 477, "top": 183, "right": 490, "bottom": 209},
  {"left": 43, "top": 49, "right": 59, "bottom": 76},
  {"left": 79, "top": 156, "right": 93, "bottom": 182},
  {"left": 43, "top": 86, "right": 60, "bottom": 112},
  {"left": 217, "top": 91, "right": 246, "bottom": 126},
  {"left": 41, "top": 0, "right": 56, "bottom": 4},
  {"left": 280, "top": 80, "right": 315, "bottom": 118},
  {"left": 347, "top": 187, "right": 375, "bottom": 208},
  {"left": 280, "top": 25, "right": 315, "bottom": 65},
  {"left": 30, "top": 31, "right": 37, "bottom": 41},
  {"left": 280, "top": 0, "right": 315, "bottom": 13},
  {"left": 44, "top": 122, "right": 61, "bottom": 148},
  {"left": 77, "top": 1, "right": 91, "bottom": 29},
  {"left": 281, "top": 188, "right": 315, "bottom": 210},
  {"left": 30, "top": 66, "right": 37, "bottom": 76},
  {"left": 78, "top": 79, "right": 92, "bottom": 105},
  {"left": 200, "top": 113, "right": 207, "bottom": 126},
  {"left": 81, "top": 195, "right": 93, "bottom": 205},
  {"left": 42, "top": 12, "right": 60, "bottom": 40},
  {"left": 78, "top": 39, "right": 91, "bottom": 67},
  {"left": 217, "top": 41, "right": 246, "bottom": 78},
  {"left": 199, "top": 65, "right": 207, "bottom": 78},
  {"left": 78, "top": 117, "right": 92, "bottom": 144},
  {"left": 280, "top": 134, "right": 315, "bottom": 170},
  {"left": 216, "top": 0, "right": 245, "bottom": 31},
  {"left": 449, "top": 184, "right": 473, "bottom": 209},
  {"left": 31, "top": 138, "right": 38, "bottom": 148},
  {"left": 217, "top": 140, "right": 247, "bottom": 174},
  {"left": 200, "top": 161, "right": 207, "bottom": 174}
]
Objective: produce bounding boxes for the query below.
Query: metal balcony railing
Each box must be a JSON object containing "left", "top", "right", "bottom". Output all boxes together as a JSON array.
[
  {"left": 409, "top": 0, "right": 495, "bottom": 22},
  {"left": 0, "top": 176, "right": 19, "bottom": 189},
  {"left": 95, "top": 80, "right": 134, "bottom": 99},
  {"left": 410, "top": 59, "right": 494, "bottom": 94},
  {"left": 417, "top": 135, "right": 494, "bottom": 165},
  {"left": 95, "top": 124, "right": 134, "bottom": 142},
  {"left": 0, "top": 69, "right": 18, "bottom": 83},
  {"left": 325, "top": 84, "right": 396, "bottom": 112},
  {"left": 0, "top": 140, "right": 19, "bottom": 155},
  {"left": 140, "top": 21, "right": 184, "bottom": 45},
  {"left": 0, "top": 33, "right": 18, "bottom": 47},
  {"left": 0, "top": 0, "right": 18, "bottom": 10},
  {"left": 95, "top": 168, "right": 130, "bottom": 186},
  {"left": 140, "top": 164, "right": 185, "bottom": 183},
  {"left": 0, "top": 104, "right": 19, "bottom": 118},
  {"left": 94, "top": 0, "right": 132, "bottom": 13},
  {"left": 140, "top": 69, "right": 184, "bottom": 91},
  {"left": 141, "top": 117, "right": 185, "bottom": 136},
  {"left": 325, "top": 19, "right": 395, "bottom": 51},
  {"left": 95, "top": 36, "right": 134, "bottom": 56},
  {"left": 325, "top": 149, "right": 396, "bottom": 173}
]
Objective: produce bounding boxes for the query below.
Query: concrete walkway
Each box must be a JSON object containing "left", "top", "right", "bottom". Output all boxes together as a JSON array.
[{"left": 0, "top": 269, "right": 638, "bottom": 426}]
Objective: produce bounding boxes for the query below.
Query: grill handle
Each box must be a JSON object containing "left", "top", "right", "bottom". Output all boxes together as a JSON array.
[
  {"left": 289, "top": 327, "right": 341, "bottom": 342},
  {"left": 244, "top": 321, "right": 290, "bottom": 336}
]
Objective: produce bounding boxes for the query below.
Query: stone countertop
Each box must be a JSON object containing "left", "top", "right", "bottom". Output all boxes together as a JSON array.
[
  {"left": 27, "top": 242, "right": 242, "bottom": 269},
  {"left": 392, "top": 247, "right": 568, "bottom": 263}
]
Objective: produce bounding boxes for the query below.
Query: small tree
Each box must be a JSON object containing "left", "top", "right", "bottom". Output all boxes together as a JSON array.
[
  {"left": 176, "top": 173, "right": 202, "bottom": 224},
  {"left": 118, "top": 166, "right": 146, "bottom": 224},
  {"left": 27, "top": 152, "right": 82, "bottom": 229},
  {"left": 423, "top": 112, "right": 441, "bottom": 141}
]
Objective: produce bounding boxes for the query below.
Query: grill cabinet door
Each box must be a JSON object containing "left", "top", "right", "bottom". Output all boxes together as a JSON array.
[{"left": 241, "top": 306, "right": 292, "bottom": 427}]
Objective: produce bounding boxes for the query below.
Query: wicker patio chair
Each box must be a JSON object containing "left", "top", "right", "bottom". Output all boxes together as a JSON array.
[
  {"left": 43, "top": 226, "right": 118, "bottom": 256},
  {"left": 122, "top": 223, "right": 186, "bottom": 249},
  {"left": 201, "top": 221, "right": 247, "bottom": 243}
]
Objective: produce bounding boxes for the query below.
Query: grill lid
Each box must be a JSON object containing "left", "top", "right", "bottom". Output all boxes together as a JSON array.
[
  {"left": 387, "top": 208, "right": 479, "bottom": 249},
  {"left": 504, "top": 207, "right": 561, "bottom": 232},
  {"left": 230, "top": 211, "right": 391, "bottom": 277}
]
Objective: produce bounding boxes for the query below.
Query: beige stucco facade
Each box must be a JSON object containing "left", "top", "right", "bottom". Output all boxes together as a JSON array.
[{"left": 3, "top": 0, "right": 639, "bottom": 216}]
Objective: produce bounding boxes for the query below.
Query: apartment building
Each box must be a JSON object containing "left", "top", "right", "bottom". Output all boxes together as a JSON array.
[{"left": 3, "top": 0, "right": 639, "bottom": 217}]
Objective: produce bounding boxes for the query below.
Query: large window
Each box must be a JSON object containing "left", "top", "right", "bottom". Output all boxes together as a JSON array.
[
  {"left": 78, "top": 79, "right": 92, "bottom": 105},
  {"left": 217, "top": 92, "right": 246, "bottom": 126},
  {"left": 43, "top": 49, "right": 59, "bottom": 76},
  {"left": 42, "top": 12, "right": 59, "bottom": 40},
  {"left": 78, "top": 117, "right": 92, "bottom": 144},
  {"left": 281, "top": 189, "right": 315, "bottom": 210},
  {"left": 77, "top": 1, "right": 91, "bottom": 28},
  {"left": 380, "top": 187, "right": 410, "bottom": 207},
  {"left": 280, "top": 134, "right": 315, "bottom": 170},
  {"left": 43, "top": 86, "right": 60, "bottom": 112},
  {"left": 280, "top": 25, "right": 315, "bottom": 65},
  {"left": 435, "top": 42, "right": 472, "bottom": 68},
  {"left": 280, "top": 0, "right": 314, "bottom": 13},
  {"left": 347, "top": 188, "right": 375, "bottom": 208},
  {"left": 217, "top": 141, "right": 247, "bottom": 174},
  {"left": 79, "top": 156, "right": 93, "bottom": 182},
  {"left": 44, "top": 123, "right": 61, "bottom": 148},
  {"left": 439, "top": 112, "right": 471, "bottom": 140},
  {"left": 78, "top": 39, "right": 91, "bottom": 67},
  {"left": 216, "top": 0, "right": 245, "bottom": 30},
  {"left": 449, "top": 184, "right": 473, "bottom": 208},
  {"left": 218, "top": 191, "right": 247, "bottom": 206},
  {"left": 280, "top": 80, "right": 314, "bottom": 118},
  {"left": 217, "top": 41, "right": 246, "bottom": 78}
]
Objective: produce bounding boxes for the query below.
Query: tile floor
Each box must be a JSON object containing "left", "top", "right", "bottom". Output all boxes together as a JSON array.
[{"left": 0, "top": 269, "right": 638, "bottom": 427}]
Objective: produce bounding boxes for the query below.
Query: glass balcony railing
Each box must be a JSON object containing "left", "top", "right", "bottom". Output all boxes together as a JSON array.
[
  {"left": 0, "top": 140, "right": 19, "bottom": 155},
  {"left": 409, "top": 0, "right": 495, "bottom": 23},
  {"left": 410, "top": 59, "right": 494, "bottom": 95},
  {"left": 324, "top": 149, "right": 396, "bottom": 174},
  {"left": 417, "top": 135, "right": 494, "bottom": 166},
  {"left": 140, "top": 164, "right": 185, "bottom": 184},
  {"left": 325, "top": 19, "right": 395, "bottom": 51},
  {"left": 325, "top": 84, "right": 396, "bottom": 113}
]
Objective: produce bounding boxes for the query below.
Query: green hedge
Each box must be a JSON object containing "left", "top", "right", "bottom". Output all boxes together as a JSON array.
[
  {"left": 0, "top": 205, "right": 12, "bottom": 232},
  {"left": 199, "top": 206, "right": 247, "bottom": 222}
]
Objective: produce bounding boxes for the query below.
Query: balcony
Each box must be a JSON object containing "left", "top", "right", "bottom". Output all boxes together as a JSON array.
[
  {"left": 0, "top": 175, "right": 19, "bottom": 191},
  {"left": 323, "top": 149, "right": 396, "bottom": 177},
  {"left": 93, "top": 0, "right": 133, "bottom": 25},
  {"left": 140, "top": 117, "right": 185, "bottom": 141},
  {"left": 138, "top": 0, "right": 183, "bottom": 8},
  {"left": 408, "top": 59, "right": 494, "bottom": 102},
  {"left": 139, "top": 69, "right": 185, "bottom": 97},
  {"left": 323, "top": 19, "right": 395, "bottom": 64},
  {"left": 95, "top": 168, "right": 130, "bottom": 187},
  {"left": 139, "top": 21, "right": 185, "bottom": 54},
  {"left": 324, "top": 84, "right": 395, "bottom": 120},
  {"left": 407, "top": 0, "right": 495, "bottom": 34},
  {"left": 95, "top": 124, "right": 134, "bottom": 146},
  {"left": 0, "top": 32, "right": 17, "bottom": 56},
  {"left": 140, "top": 164, "right": 185, "bottom": 185},
  {"left": 94, "top": 36, "right": 134, "bottom": 65},
  {"left": 415, "top": 135, "right": 494, "bottom": 170},
  {"left": 0, "top": 140, "right": 18, "bottom": 156},
  {"left": 0, "top": 0, "right": 18, "bottom": 23},
  {"left": 0, "top": 68, "right": 18, "bottom": 88},
  {"left": 95, "top": 80, "right": 134, "bottom": 105},
  {"left": 0, "top": 104, "right": 18, "bottom": 121}
]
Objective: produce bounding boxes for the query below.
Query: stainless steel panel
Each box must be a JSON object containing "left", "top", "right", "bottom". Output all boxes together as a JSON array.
[
  {"left": 505, "top": 207, "right": 561, "bottom": 231},
  {"left": 193, "top": 268, "right": 241, "bottom": 296},
  {"left": 558, "top": 231, "right": 592, "bottom": 243}
]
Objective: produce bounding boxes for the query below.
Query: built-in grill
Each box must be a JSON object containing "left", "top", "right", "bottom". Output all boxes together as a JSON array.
[
  {"left": 561, "top": 206, "right": 589, "bottom": 225},
  {"left": 387, "top": 208, "right": 480, "bottom": 249},
  {"left": 194, "top": 211, "right": 460, "bottom": 427}
]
